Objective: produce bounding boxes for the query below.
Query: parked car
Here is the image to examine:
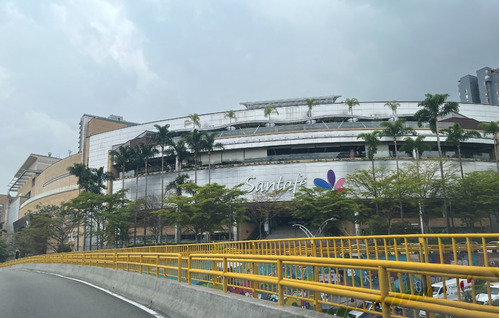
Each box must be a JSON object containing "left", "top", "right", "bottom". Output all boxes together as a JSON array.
[{"left": 476, "top": 282, "right": 499, "bottom": 305}]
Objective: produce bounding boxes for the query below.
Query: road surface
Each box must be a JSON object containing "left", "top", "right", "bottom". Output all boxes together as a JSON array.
[{"left": 0, "top": 268, "right": 165, "bottom": 318}]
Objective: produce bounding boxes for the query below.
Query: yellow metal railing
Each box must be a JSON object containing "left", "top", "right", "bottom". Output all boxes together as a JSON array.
[{"left": 1, "top": 234, "right": 498, "bottom": 318}]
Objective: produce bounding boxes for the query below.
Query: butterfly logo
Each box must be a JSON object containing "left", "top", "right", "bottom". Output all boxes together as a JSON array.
[{"left": 314, "top": 170, "right": 345, "bottom": 192}]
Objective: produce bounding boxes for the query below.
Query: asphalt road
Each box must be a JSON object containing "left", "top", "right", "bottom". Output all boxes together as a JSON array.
[{"left": 0, "top": 268, "right": 165, "bottom": 318}]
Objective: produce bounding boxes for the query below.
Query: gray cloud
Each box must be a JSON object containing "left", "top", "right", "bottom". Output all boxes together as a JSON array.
[{"left": 0, "top": 0, "right": 498, "bottom": 193}]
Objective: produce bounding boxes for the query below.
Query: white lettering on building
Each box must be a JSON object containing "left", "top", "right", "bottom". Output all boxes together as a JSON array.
[{"left": 245, "top": 172, "right": 307, "bottom": 194}]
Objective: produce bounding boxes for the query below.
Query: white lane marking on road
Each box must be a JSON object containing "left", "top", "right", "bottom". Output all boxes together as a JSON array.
[{"left": 31, "top": 270, "right": 165, "bottom": 318}]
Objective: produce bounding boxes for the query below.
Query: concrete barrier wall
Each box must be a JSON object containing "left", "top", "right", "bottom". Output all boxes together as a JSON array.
[{"left": 11, "top": 263, "right": 331, "bottom": 318}]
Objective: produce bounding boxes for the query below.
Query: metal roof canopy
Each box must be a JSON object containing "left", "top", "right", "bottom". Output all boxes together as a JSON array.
[
  {"left": 240, "top": 95, "right": 342, "bottom": 109},
  {"left": 8, "top": 169, "right": 42, "bottom": 193}
]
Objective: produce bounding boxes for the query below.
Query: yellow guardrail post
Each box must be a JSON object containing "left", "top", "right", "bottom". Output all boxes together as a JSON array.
[
  {"left": 222, "top": 256, "right": 228, "bottom": 293},
  {"left": 178, "top": 254, "right": 182, "bottom": 283},
  {"left": 113, "top": 253, "right": 117, "bottom": 270},
  {"left": 311, "top": 239, "right": 321, "bottom": 312},
  {"left": 156, "top": 254, "right": 160, "bottom": 278},
  {"left": 187, "top": 255, "right": 192, "bottom": 285},
  {"left": 252, "top": 262, "right": 258, "bottom": 299},
  {"left": 378, "top": 265, "right": 390, "bottom": 318},
  {"left": 277, "top": 259, "right": 284, "bottom": 307}
]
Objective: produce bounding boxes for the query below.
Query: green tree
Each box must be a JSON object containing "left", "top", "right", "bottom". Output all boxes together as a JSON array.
[
  {"left": 357, "top": 130, "right": 382, "bottom": 214},
  {"left": 305, "top": 98, "right": 317, "bottom": 117},
  {"left": 292, "top": 186, "right": 357, "bottom": 235},
  {"left": 441, "top": 123, "right": 481, "bottom": 178},
  {"left": 202, "top": 132, "right": 224, "bottom": 184},
  {"left": 159, "top": 183, "right": 245, "bottom": 243},
  {"left": 165, "top": 174, "right": 192, "bottom": 243},
  {"left": 183, "top": 129, "right": 205, "bottom": 184},
  {"left": 148, "top": 124, "right": 174, "bottom": 203},
  {"left": 414, "top": 93, "right": 459, "bottom": 233},
  {"left": 400, "top": 137, "right": 433, "bottom": 233},
  {"left": 448, "top": 170, "right": 499, "bottom": 232},
  {"left": 224, "top": 110, "right": 237, "bottom": 124},
  {"left": 381, "top": 119, "right": 415, "bottom": 222},
  {"left": 67, "top": 164, "right": 114, "bottom": 194},
  {"left": 345, "top": 97, "right": 360, "bottom": 118},
  {"left": 168, "top": 139, "right": 189, "bottom": 176},
  {"left": 185, "top": 113, "right": 201, "bottom": 129},
  {"left": 247, "top": 189, "right": 290, "bottom": 239},
  {"left": 0, "top": 238, "right": 8, "bottom": 262},
  {"left": 478, "top": 121, "right": 499, "bottom": 171},
  {"left": 264, "top": 105, "right": 279, "bottom": 121},
  {"left": 384, "top": 101, "right": 400, "bottom": 117},
  {"left": 110, "top": 145, "right": 133, "bottom": 190}
]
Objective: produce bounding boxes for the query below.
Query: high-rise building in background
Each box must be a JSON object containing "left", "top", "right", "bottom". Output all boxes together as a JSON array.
[{"left": 458, "top": 67, "right": 499, "bottom": 105}]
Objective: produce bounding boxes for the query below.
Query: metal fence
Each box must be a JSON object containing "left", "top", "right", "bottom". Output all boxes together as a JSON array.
[{"left": 2, "top": 233, "right": 498, "bottom": 318}]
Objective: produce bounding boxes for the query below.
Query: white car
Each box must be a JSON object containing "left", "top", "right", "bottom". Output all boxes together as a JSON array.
[{"left": 476, "top": 282, "right": 499, "bottom": 305}]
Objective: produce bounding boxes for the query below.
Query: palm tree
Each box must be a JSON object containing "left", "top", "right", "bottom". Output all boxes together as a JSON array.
[
  {"left": 305, "top": 98, "right": 317, "bottom": 117},
  {"left": 345, "top": 97, "right": 360, "bottom": 120},
  {"left": 357, "top": 130, "right": 381, "bottom": 214},
  {"left": 168, "top": 139, "right": 189, "bottom": 176},
  {"left": 479, "top": 121, "right": 499, "bottom": 171},
  {"left": 441, "top": 123, "right": 481, "bottom": 179},
  {"left": 110, "top": 145, "right": 132, "bottom": 190},
  {"left": 166, "top": 174, "right": 191, "bottom": 243},
  {"left": 385, "top": 101, "right": 400, "bottom": 118},
  {"left": 185, "top": 113, "right": 201, "bottom": 130},
  {"left": 67, "top": 163, "right": 91, "bottom": 192},
  {"left": 147, "top": 124, "right": 174, "bottom": 203},
  {"left": 183, "top": 129, "right": 205, "bottom": 184},
  {"left": 136, "top": 142, "right": 159, "bottom": 200},
  {"left": 202, "top": 132, "right": 224, "bottom": 184},
  {"left": 414, "top": 93, "right": 459, "bottom": 232},
  {"left": 224, "top": 110, "right": 237, "bottom": 124},
  {"left": 381, "top": 119, "right": 416, "bottom": 173},
  {"left": 264, "top": 105, "right": 279, "bottom": 122},
  {"left": 400, "top": 136, "right": 432, "bottom": 234},
  {"left": 381, "top": 119, "right": 415, "bottom": 222}
]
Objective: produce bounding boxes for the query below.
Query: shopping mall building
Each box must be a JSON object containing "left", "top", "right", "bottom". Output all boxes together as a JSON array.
[{"left": 2, "top": 95, "right": 498, "bottom": 249}]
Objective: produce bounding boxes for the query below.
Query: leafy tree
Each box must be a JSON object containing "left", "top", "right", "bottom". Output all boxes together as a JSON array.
[
  {"left": 110, "top": 145, "right": 133, "bottom": 190},
  {"left": 67, "top": 164, "right": 114, "bottom": 194},
  {"left": 264, "top": 105, "right": 279, "bottom": 121},
  {"left": 159, "top": 183, "right": 245, "bottom": 242},
  {"left": 246, "top": 189, "right": 290, "bottom": 239},
  {"left": 147, "top": 124, "right": 174, "bottom": 202},
  {"left": 441, "top": 123, "right": 481, "bottom": 178},
  {"left": 478, "top": 121, "right": 499, "bottom": 171},
  {"left": 448, "top": 170, "right": 499, "bottom": 232},
  {"left": 0, "top": 238, "right": 8, "bottom": 262},
  {"left": 292, "top": 186, "right": 357, "bottom": 235},
  {"left": 305, "top": 98, "right": 317, "bottom": 117},
  {"left": 224, "top": 110, "right": 237, "bottom": 124},
  {"left": 345, "top": 97, "right": 360, "bottom": 118},
  {"left": 185, "top": 113, "right": 201, "bottom": 129},
  {"left": 414, "top": 93, "right": 459, "bottom": 233},
  {"left": 384, "top": 101, "right": 400, "bottom": 117},
  {"left": 202, "top": 132, "right": 224, "bottom": 184}
]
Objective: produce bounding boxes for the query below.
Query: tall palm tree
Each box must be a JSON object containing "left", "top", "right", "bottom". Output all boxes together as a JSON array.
[
  {"left": 224, "top": 110, "right": 237, "bottom": 124},
  {"left": 414, "top": 93, "right": 459, "bottom": 233},
  {"left": 264, "top": 105, "right": 279, "bottom": 121},
  {"left": 401, "top": 136, "right": 432, "bottom": 234},
  {"left": 168, "top": 139, "right": 189, "bottom": 176},
  {"left": 345, "top": 97, "right": 360, "bottom": 120},
  {"left": 110, "top": 145, "right": 132, "bottom": 190},
  {"left": 185, "top": 113, "right": 201, "bottom": 130},
  {"left": 305, "top": 98, "right": 317, "bottom": 117},
  {"left": 166, "top": 174, "right": 191, "bottom": 243},
  {"left": 479, "top": 121, "right": 499, "bottom": 171},
  {"left": 357, "top": 130, "right": 381, "bottom": 214},
  {"left": 183, "top": 129, "right": 205, "bottom": 184},
  {"left": 381, "top": 119, "right": 415, "bottom": 222},
  {"left": 441, "top": 123, "right": 481, "bottom": 179},
  {"left": 202, "top": 132, "right": 224, "bottom": 184},
  {"left": 67, "top": 163, "right": 92, "bottom": 192},
  {"left": 381, "top": 119, "right": 416, "bottom": 173},
  {"left": 147, "top": 124, "right": 174, "bottom": 203},
  {"left": 384, "top": 101, "right": 400, "bottom": 118}
]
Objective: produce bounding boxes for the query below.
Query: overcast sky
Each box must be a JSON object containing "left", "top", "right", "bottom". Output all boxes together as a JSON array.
[{"left": 0, "top": 0, "right": 498, "bottom": 194}]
